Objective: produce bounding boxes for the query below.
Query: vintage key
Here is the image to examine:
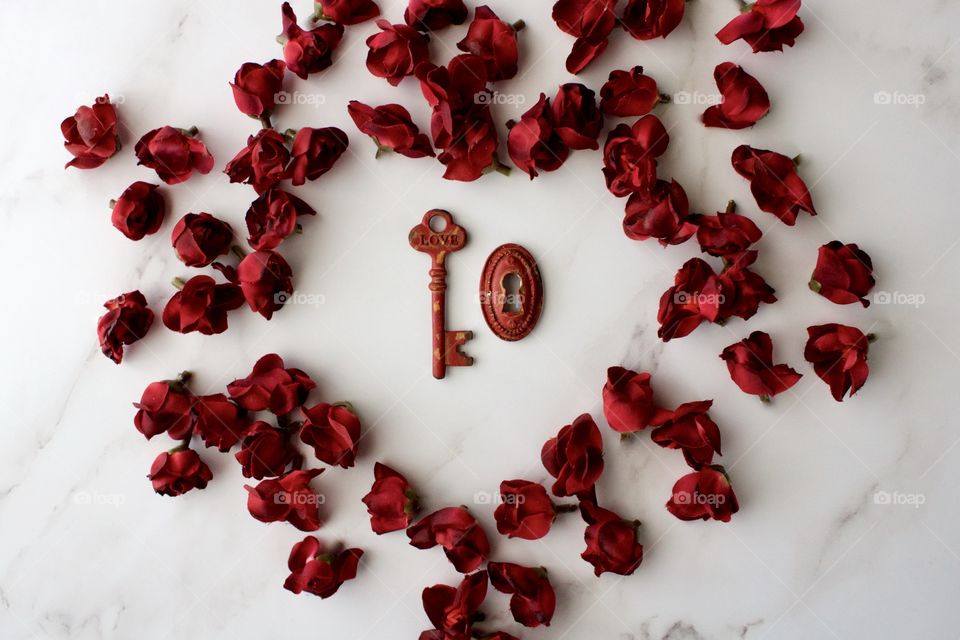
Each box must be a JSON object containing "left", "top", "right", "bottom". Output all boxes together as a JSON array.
[{"left": 409, "top": 209, "right": 474, "bottom": 379}]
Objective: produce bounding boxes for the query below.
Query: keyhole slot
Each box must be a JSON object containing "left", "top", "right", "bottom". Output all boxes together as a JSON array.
[{"left": 501, "top": 272, "right": 523, "bottom": 314}]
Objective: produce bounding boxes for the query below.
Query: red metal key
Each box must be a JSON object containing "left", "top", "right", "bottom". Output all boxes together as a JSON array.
[{"left": 409, "top": 209, "right": 473, "bottom": 379}]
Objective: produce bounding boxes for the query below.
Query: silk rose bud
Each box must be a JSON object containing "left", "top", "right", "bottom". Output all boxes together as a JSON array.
[
  {"left": 702, "top": 63, "right": 770, "bottom": 129},
  {"left": 457, "top": 6, "right": 521, "bottom": 81},
  {"left": 552, "top": 0, "right": 616, "bottom": 74},
  {"left": 235, "top": 420, "right": 302, "bottom": 479},
  {"left": 602, "top": 366, "right": 672, "bottom": 434},
  {"left": 148, "top": 448, "right": 213, "bottom": 496},
  {"left": 246, "top": 468, "right": 324, "bottom": 531},
  {"left": 162, "top": 275, "right": 244, "bottom": 335},
  {"left": 623, "top": 179, "right": 697, "bottom": 246},
  {"left": 602, "top": 114, "right": 669, "bottom": 197},
  {"left": 805, "top": 323, "right": 871, "bottom": 401},
  {"left": 720, "top": 331, "right": 802, "bottom": 400},
  {"left": 650, "top": 400, "right": 722, "bottom": 469},
  {"left": 488, "top": 562, "right": 556, "bottom": 628},
  {"left": 111, "top": 182, "right": 165, "bottom": 241},
  {"left": 97, "top": 290, "right": 154, "bottom": 364},
  {"left": 541, "top": 414, "right": 605, "bottom": 499},
  {"left": 693, "top": 201, "right": 762, "bottom": 258},
  {"left": 405, "top": 0, "right": 467, "bottom": 31},
  {"left": 300, "top": 402, "right": 362, "bottom": 468},
  {"left": 135, "top": 126, "right": 214, "bottom": 184},
  {"left": 407, "top": 507, "right": 490, "bottom": 573},
  {"left": 280, "top": 3, "right": 345, "bottom": 78},
  {"left": 289, "top": 127, "right": 349, "bottom": 186},
  {"left": 133, "top": 375, "right": 194, "bottom": 440},
  {"left": 657, "top": 258, "right": 722, "bottom": 341},
  {"left": 192, "top": 394, "right": 248, "bottom": 451},
  {"left": 580, "top": 501, "right": 643, "bottom": 576},
  {"left": 362, "top": 462, "right": 419, "bottom": 534},
  {"left": 620, "top": 0, "right": 685, "bottom": 40},
  {"left": 421, "top": 571, "right": 487, "bottom": 637},
  {"left": 230, "top": 60, "right": 286, "bottom": 119},
  {"left": 246, "top": 189, "right": 316, "bottom": 251},
  {"left": 232, "top": 250, "right": 294, "bottom": 319},
  {"left": 732, "top": 145, "right": 816, "bottom": 225},
  {"left": 170, "top": 212, "right": 233, "bottom": 268},
  {"left": 599, "top": 66, "right": 663, "bottom": 117},
  {"left": 666, "top": 466, "right": 739, "bottom": 522},
  {"left": 507, "top": 94, "right": 569, "bottom": 180},
  {"left": 494, "top": 480, "right": 570, "bottom": 540},
  {"left": 716, "top": 250, "right": 777, "bottom": 322},
  {"left": 366, "top": 20, "right": 430, "bottom": 86},
  {"left": 224, "top": 129, "right": 291, "bottom": 194},
  {"left": 347, "top": 101, "right": 435, "bottom": 158},
  {"left": 284, "top": 536, "right": 363, "bottom": 598},
  {"left": 809, "top": 241, "right": 876, "bottom": 307},
  {"left": 227, "top": 353, "right": 316, "bottom": 415},
  {"left": 316, "top": 0, "right": 380, "bottom": 25},
  {"left": 552, "top": 83, "right": 604, "bottom": 150},
  {"left": 62, "top": 95, "right": 120, "bottom": 169},
  {"left": 716, "top": 0, "right": 805, "bottom": 52}
]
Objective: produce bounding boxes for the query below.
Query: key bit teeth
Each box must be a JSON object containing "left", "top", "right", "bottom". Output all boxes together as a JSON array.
[{"left": 444, "top": 330, "right": 474, "bottom": 367}]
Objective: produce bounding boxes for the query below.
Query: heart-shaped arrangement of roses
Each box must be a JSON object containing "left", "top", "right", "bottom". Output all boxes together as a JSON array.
[{"left": 64, "top": 0, "right": 878, "bottom": 637}]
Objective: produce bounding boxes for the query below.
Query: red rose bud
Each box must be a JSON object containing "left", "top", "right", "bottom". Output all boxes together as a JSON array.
[
  {"left": 317, "top": 0, "right": 380, "bottom": 26},
  {"left": 716, "top": 250, "right": 776, "bottom": 322},
  {"left": 300, "top": 402, "right": 361, "bottom": 468},
  {"left": 366, "top": 20, "right": 430, "bottom": 86},
  {"left": 599, "top": 66, "right": 662, "bottom": 117},
  {"left": 488, "top": 562, "right": 555, "bottom": 627},
  {"left": 362, "top": 462, "right": 419, "bottom": 534},
  {"left": 507, "top": 94, "right": 569, "bottom": 180},
  {"left": 805, "top": 323, "right": 871, "bottom": 401},
  {"left": 456, "top": 6, "right": 520, "bottom": 81},
  {"left": 702, "top": 62, "right": 770, "bottom": 129},
  {"left": 421, "top": 571, "right": 487, "bottom": 635},
  {"left": 493, "top": 480, "right": 557, "bottom": 540},
  {"left": 407, "top": 507, "right": 490, "bottom": 573},
  {"left": 227, "top": 353, "right": 316, "bottom": 415},
  {"left": 720, "top": 331, "right": 802, "bottom": 400},
  {"left": 236, "top": 250, "right": 294, "bottom": 320},
  {"left": 666, "top": 465, "right": 739, "bottom": 522},
  {"left": 602, "top": 366, "right": 671, "bottom": 434},
  {"left": 541, "top": 414, "right": 604, "bottom": 498},
  {"left": 134, "top": 126, "right": 214, "bottom": 184},
  {"left": 246, "top": 189, "right": 316, "bottom": 251},
  {"left": 149, "top": 448, "right": 212, "bottom": 497},
  {"left": 694, "top": 202, "right": 762, "bottom": 258},
  {"left": 111, "top": 182, "right": 165, "bottom": 241},
  {"left": 245, "top": 468, "right": 324, "bottom": 530},
  {"left": 162, "top": 275, "right": 244, "bottom": 335},
  {"left": 170, "top": 212, "right": 233, "bottom": 268},
  {"left": 716, "top": 0, "right": 804, "bottom": 52},
  {"left": 61, "top": 95, "right": 119, "bottom": 169},
  {"left": 602, "top": 114, "right": 669, "bottom": 197},
  {"left": 133, "top": 377, "right": 194, "bottom": 440},
  {"left": 230, "top": 59, "right": 286, "bottom": 119},
  {"left": 809, "top": 241, "right": 875, "bottom": 307},
  {"left": 97, "top": 290, "right": 154, "bottom": 364},
  {"left": 552, "top": 0, "right": 616, "bottom": 73},
  {"left": 280, "top": 3, "right": 344, "bottom": 78},
  {"left": 289, "top": 127, "right": 348, "bottom": 186},
  {"left": 552, "top": 83, "right": 603, "bottom": 151},
  {"left": 284, "top": 536, "right": 363, "bottom": 597},
  {"left": 405, "top": 0, "right": 467, "bottom": 30},
  {"left": 620, "top": 0, "right": 685, "bottom": 40},
  {"left": 580, "top": 501, "right": 643, "bottom": 576},
  {"left": 193, "top": 394, "right": 248, "bottom": 451},
  {"left": 732, "top": 145, "right": 816, "bottom": 225},
  {"left": 657, "top": 258, "right": 722, "bottom": 341},
  {"left": 623, "top": 179, "right": 697, "bottom": 246},
  {"left": 235, "top": 420, "right": 302, "bottom": 479},
  {"left": 650, "top": 400, "right": 722, "bottom": 469},
  {"left": 224, "top": 129, "right": 291, "bottom": 195},
  {"left": 347, "top": 100, "right": 435, "bottom": 158}
]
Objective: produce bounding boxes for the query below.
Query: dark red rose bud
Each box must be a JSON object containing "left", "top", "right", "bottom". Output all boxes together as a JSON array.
[
  {"left": 552, "top": 83, "right": 603, "bottom": 150},
  {"left": 148, "top": 448, "right": 212, "bottom": 496},
  {"left": 348, "top": 100, "right": 435, "bottom": 158},
  {"left": 280, "top": 3, "right": 345, "bottom": 78},
  {"left": 284, "top": 536, "right": 363, "bottom": 597},
  {"left": 98, "top": 290, "right": 154, "bottom": 364},
  {"left": 170, "top": 212, "right": 233, "bottom": 267},
  {"left": 227, "top": 353, "right": 316, "bottom": 415},
  {"left": 62, "top": 95, "right": 119, "bottom": 169},
  {"left": 236, "top": 250, "right": 294, "bottom": 320},
  {"left": 650, "top": 400, "right": 722, "bottom": 469},
  {"left": 224, "top": 129, "right": 291, "bottom": 195},
  {"left": 245, "top": 189, "right": 316, "bottom": 251},
  {"left": 135, "top": 126, "right": 214, "bottom": 185},
  {"left": 230, "top": 60, "right": 286, "bottom": 118},
  {"left": 405, "top": 0, "right": 467, "bottom": 30},
  {"left": 580, "top": 501, "right": 643, "bottom": 576},
  {"left": 289, "top": 127, "right": 348, "bottom": 186},
  {"left": 716, "top": 250, "right": 776, "bottom": 322},
  {"left": 657, "top": 258, "right": 722, "bottom": 341},
  {"left": 407, "top": 507, "right": 490, "bottom": 573},
  {"left": 805, "top": 323, "right": 871, "bottom": 401},
  {"left": 720, "top": 331, "right": 802, "bottom": 400},
  {"left": 366, "top": 20, "right": 430, "bottom": 86},
  {"left": 703, "top": 62, "right": 770, "bottom": 129},
  {"left": 488, "top": 562, "right": 555, "bottom": 627},
  {"left": 809, "top": 241, "right": 875, "bottom": 307},
  {"left": 602, "top": 115, "right": 669, "bottom": 197},
  {"left": 507, "top": 94, "right": 568, "bottom": 180},
  {"left": 162, "top": 275, "right": 244, "bottom": 335},
  {"left": 494, "top": 480, "right": 557, "bottom": 540},
  {"left": 235, "top": 420, "right": 302, "bottom": 479},
  {"left": 716, "top": 0, "right": 804, "bottom": 52},
  {"left": 193, "top": 394, "right": 248, "bottom": 451},
  {"left": 623, "top": 179, "right": 697, "bottom": 246},
  {"left": 300, "top": 402, "right": 361, "bottom": 468},
  {"left": 541, "top": 414, "right": 604, "bottom": 498},
  {"left": 666, "top": 465, "right": 739, "bottom": 522},
  {"left": 245, "top": 468, "right": 324, "bottom": 530},
  {"left": 457, "top": 6, "right": 520, "bottom": 81},
  {"left": 111, "top": 182, "right": 165, "bottom": 240},
  {"left": 694, "top": 203, "right": 762, "bottom": 258},
  {"left": 602, "top": 366, "right": 671, "bottom": 434},
  {"left": 620, "top": 0, "right": 685, "bottom": 40},
  {"left": 422, "top": 571, "right": 487, "bottom": 635},
  {"left": 133, "top": 378, "right": 194, "bottom": 440},
  {"left": 732, "top": 144, "right": 815, "bottom": 225},
  {"left": 552, "top": 0, "right": 616, "bottom": 73},
  {"left": 599, "top": 66, "right": 661, "bottom": 117},
  {"left": 362, "top": 462, "right": 419, "bottom": 534},
  {"left": 317, "top": 0, "right": 380, "bottom": 25}
]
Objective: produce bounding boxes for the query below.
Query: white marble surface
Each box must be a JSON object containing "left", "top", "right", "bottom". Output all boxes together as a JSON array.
[{"left": 2, "top": 0, "right": 959, "bottom": 638}]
